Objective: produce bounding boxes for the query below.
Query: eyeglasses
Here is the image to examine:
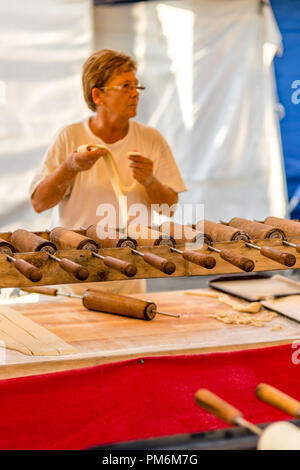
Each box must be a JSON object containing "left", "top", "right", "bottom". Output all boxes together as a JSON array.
[{"left": 99, "top": 82, "right": 146, "bottom": 93}]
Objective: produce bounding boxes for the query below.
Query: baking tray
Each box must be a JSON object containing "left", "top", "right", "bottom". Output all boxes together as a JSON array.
[{"left": 209, "top": 273, "right": 300, "bottom": 302}]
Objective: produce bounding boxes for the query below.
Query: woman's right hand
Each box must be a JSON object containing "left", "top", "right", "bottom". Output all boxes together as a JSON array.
[{"left": 66, "top": 148, "right": 106, "bottom": 173}]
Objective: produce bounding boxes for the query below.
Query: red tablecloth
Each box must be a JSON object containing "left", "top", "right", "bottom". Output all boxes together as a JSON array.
[{"left": 0, "top": 343, "right": 299, "bottom": 449}]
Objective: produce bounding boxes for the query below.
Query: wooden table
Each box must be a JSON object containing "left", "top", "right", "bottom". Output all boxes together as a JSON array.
[{"left": 1, "top": 288, "right": 300, "bottom": 379}]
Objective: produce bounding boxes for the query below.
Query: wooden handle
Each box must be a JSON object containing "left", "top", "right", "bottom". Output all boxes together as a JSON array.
[
  {"left": 58, "top": 258, "right": 89, "bottom": 281},
  {"left": 256, "top": 383, "right": 300, "bottom": 417},
  {"left": 195, "top": 389, "right": 242, "bottom": 424},
  {"left": 22, "top": 286, "right": 58, "bottom": 296},
  {"left": 82, "top": 289, "right": 156, "bottom": 320},
  {"left": 219, "top": 249, "right": 254, "bottom": 272},
  {"left": 260, "top": 246, "right": 296, "bottom": 267},
  {"left": 13, "top": 258, "right": 42, "bottom": 282},
  {"left": 182, "top": 250, "right": 216, "bottom": 269},
  {"left": 143, "top": 252, "right": 176, "bottom": 275},
  {"left": 103, "top": 256, "right": 137, "bottom": 277},
  {"left": 295, "top": 243, "right": 300, "bottom": 253}
]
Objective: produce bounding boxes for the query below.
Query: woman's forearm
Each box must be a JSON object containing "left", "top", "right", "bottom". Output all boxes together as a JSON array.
[
  {"left": 144, "top": 176, "right": 178, "bottom": 207},
  {"left": 31, "top": 161, "right": 77, "bottom": 213}
]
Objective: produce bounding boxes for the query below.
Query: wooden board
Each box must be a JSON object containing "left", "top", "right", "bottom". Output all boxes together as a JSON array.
[{"left": 1, "top": 288, "right": 300, "bottom": 379}]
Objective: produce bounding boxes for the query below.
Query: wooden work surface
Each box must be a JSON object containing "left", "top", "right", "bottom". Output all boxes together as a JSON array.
[{"left": 1, "top": 288, "right": 300, "bottom": 379}]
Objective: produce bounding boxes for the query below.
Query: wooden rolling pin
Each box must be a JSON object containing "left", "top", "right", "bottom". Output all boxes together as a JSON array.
[
  {"left": 207, "top": 245, "right": 254, "bottom": 272},
  {"left": 85, "top": 224, "right": 137, "bottom": 249},
  {"left": 22, "top": 286, "right": 180, "bottom": 320},
  {"left": 159, "top": 221, "right": 212, "bottom": 246},
  {"left": 203, "top": 220, "right": 250, "bottom": 242},
  {"left": 84, "top": 226, "right": 137, "bottom": 277},
  {"left": 0, "top": 237, "right": 17, "bottom": 255},
  {"left": 255, "top": 383, "right": 300, "bottom": 417},
  {"left": 126, "top": 224, "right": 176, "bottom": 247},
  {"left": 195, "top": 389, "right": 262, "bottom": 436},
  {"left": 227, "top": 217, "right": 285, "bottom": 239},
  {"left": 245, "top": 242, "right": 296, "bottom": 267},
  {"left": 50, "top": 227, "right": 99, "bottom": 251},
  {"left": 11, "top": 229, "right": 57, "bottom": 253},
  {"left": 0, "top": 236, "right": 42, "bottom": 282},
  {"left": 11, "top": 229, "right": 89, "bottom": 281},
  {"left": 264, "top": 216, "right": 300, "bottom": 238},
  {"left": 170, "top": 246, "right": 216, "bottom": 269}
]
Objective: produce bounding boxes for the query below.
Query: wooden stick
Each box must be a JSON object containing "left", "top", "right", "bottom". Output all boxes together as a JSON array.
[
  {"left": 9, "top": 229, "right": 89, "bottom": 281},
  {"left": 282, "top": 240, "right": 300, "bottom": 253},
  {"left": 7, "top": 255, "right": 42, "bottom": 282},
  {"left": 170, "top": 247, "right": 216, "bottom": 269},
  {"left": 92, "top": 252, "right": 137, "bottom": 277},
  {"left": 207, "top": 246, "right": 254, "bottom": 272},
  {"left": 246, "top": 242, "right": 296, "bottom": 267},
  {"left": 131, "top": 248, "right": 176, "bottom": 275},
  {"left": 195, "top": 389, "right": 262, "bottom": 435},
  {"left": 48, "top": 254, "right": 89, "bottom": 281},
  {"left": 256, "top": 383, "right": 300, "bottom": 417}
]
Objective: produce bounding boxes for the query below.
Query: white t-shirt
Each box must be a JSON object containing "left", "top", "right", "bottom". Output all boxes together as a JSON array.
[
  {"left": 30, "top": 118, "right": 187, "bottom": 229},
  {"left": 30, "top": 118, "right": 187, "bottom": 295}
]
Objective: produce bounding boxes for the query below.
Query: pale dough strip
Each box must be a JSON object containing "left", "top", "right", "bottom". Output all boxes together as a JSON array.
[
  {"left": 0, "top": 330, "right": 32, "bottom": 356},
  {"left": 184, "top": 290, "right": 262, "bottom": 313},
  {"left": 0, "top": 306, "right": 77, "bottom": 355},
  {"left": 0, "top": 315, "right": 58, "bottom": 356},
  {"left": 77, "top": 144, "right": 137, "bottom": 227}
]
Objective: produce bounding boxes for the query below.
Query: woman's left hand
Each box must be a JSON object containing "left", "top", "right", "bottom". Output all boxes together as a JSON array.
[{"left": 128, "top": 152, "right": 154, "bottom": 187}]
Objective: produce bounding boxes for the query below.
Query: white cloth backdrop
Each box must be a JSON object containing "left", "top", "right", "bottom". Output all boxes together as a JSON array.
[
  {"left": 0, "top": 0, "right": 93, "bottom": 231},
  {"left": 0, "top": 0, "right": 287, "bottom": 230},
  {"left": 94, "top": 0, "right": 287, "bottom": 224}
]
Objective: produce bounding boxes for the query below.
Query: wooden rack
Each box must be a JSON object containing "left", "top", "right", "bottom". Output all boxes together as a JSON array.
[{"left": 0, "top": 230, "right": 300, "bottom": 288}]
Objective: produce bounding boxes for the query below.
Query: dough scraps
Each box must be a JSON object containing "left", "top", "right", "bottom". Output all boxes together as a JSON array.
[{"left": 184, "top": 290, "right": 262, "bottom": 313}]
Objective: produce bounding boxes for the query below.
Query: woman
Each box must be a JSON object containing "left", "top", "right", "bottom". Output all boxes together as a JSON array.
[{"left": 30, "top": 49, "right": 187, "bottom": 294}]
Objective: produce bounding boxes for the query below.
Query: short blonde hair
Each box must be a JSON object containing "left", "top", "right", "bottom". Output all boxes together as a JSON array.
[{"left": 82, "top": 49, "right": 137, "bottom": 111}]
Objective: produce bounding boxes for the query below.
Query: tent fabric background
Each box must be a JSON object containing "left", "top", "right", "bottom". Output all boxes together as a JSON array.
[
  {"left": 271, "top": 0, "right": 300, "bottom": 220},
  {"left": 0, "top": 0, "right": 93, "bottom": 231},
  {"left": 94, "top": 0, "right": 287, "bottom": 224},
  {"left": 0, "top": 0, "right": 287, "bottom": 231}
]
